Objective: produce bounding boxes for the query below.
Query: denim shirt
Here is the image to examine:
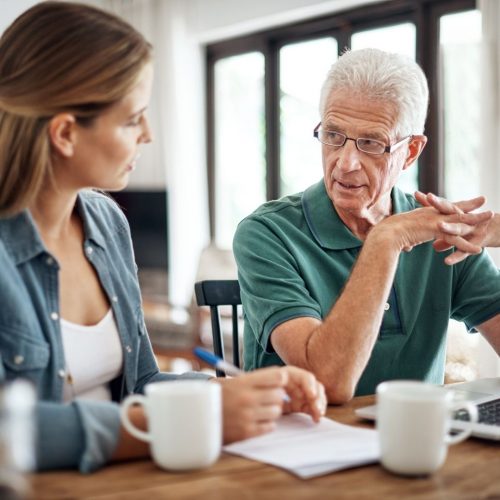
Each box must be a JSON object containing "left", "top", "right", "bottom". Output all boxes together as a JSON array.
[{"left": 0, "top": 191, "right": 208, "bottom": 473}]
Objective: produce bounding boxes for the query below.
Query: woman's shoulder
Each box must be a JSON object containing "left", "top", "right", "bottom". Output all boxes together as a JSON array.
[{"left": 78, "top": 190, "right": 129, "bottom": 230}]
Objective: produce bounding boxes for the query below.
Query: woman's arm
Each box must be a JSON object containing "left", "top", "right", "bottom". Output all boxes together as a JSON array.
[
  {"left": 110, "top": 405, "right": 149, "bottom": 461},
  {"left": 36, "top": 400, "right": 120, "bottom": 472},
  {"left": 114, "top": 366, "right": 326, "bottom": 458}
]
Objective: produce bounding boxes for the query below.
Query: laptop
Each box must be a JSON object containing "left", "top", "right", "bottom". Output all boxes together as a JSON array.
[{"left": 355, "top": 377, "right": 500, "bottom": 440}]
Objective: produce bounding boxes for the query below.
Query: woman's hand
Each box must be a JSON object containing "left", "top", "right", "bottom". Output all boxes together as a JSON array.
[
  {"left": 214, "top": 366, "right": 326, "bottom": 444},
  {"left": 280, "top": 365, "right": 326, "bottom": 422}
]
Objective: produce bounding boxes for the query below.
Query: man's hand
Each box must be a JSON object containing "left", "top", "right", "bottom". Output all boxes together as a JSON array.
[
  {"left": 415, "top": 191, "right": 495, "bottom": 264},
  {"left": 215, "top": 366, "right": 326, "bottom": 444},
  {"left": 372, "top": 202, "right": 492, "bottom": 261}
]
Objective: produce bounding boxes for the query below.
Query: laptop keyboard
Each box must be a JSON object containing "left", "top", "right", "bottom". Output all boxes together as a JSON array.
[{"left": 454, "top": 397, "right": 500, "bottom": 426}]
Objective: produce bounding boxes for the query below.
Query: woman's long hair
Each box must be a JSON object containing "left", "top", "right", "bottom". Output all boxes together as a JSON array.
[{"left": 0, "top": 1, "right": 152, "bottom": 216}]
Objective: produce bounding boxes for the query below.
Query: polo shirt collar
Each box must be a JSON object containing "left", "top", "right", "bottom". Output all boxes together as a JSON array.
[
  {"left": 0, "top": 192, "right": 106, "bottom": 265},
  {"left": 302, "top": 180, "right": 415, "bottom": 250}
]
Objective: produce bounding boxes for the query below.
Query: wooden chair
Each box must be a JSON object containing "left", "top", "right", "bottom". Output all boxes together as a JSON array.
[{"left": 194, "top": 280, "right": 241, "bottom": 377}]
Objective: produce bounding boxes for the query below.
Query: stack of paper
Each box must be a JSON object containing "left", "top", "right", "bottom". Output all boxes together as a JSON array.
[{"left": 223, "top": 413, "right": 380, "bottom": 479}]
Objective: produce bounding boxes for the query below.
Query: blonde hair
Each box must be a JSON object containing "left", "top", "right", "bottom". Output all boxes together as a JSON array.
[{"left": 0, "top": 1, "right": 152, "bottom": 216}]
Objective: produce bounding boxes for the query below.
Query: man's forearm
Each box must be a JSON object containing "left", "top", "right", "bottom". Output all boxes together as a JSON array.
[
  {"left": 273, "top": 206, "right": 457, "bottom": 403},
  {"left": 305, "top": 229, "right": 401, "bottom": 402}
]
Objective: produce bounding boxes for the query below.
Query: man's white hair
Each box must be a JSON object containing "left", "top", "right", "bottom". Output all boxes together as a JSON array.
[{"left": 319, "top": 48, "right": 429, "bottom": 137}]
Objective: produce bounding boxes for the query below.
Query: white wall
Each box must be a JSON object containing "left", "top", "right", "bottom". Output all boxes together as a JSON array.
[
  {"left": 184, "top": 0, "right": 379, "bottom": 42},
  {"left": 0, "top": 0, "right": 39, "bottom": 34}
]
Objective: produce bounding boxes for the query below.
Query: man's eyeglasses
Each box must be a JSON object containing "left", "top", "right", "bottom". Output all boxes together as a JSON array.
[{"left": 313, "top": 122, "right": 412, "bottom": 156}]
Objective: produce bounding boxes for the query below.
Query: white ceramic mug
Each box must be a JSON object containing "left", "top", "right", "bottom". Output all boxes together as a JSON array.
[
  {"left": 376, "top": 380, "right": 478, "bottom": 476},
  {"left": 120, "top": 380, "right": 222, "bottom": 471}
]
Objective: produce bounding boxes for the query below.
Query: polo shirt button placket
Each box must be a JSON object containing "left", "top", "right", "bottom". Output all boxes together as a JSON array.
[{"left": 384, "top": 302, "right": 390, "bottom": 311}]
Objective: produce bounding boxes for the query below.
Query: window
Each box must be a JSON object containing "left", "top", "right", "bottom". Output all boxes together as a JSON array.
[
  {"left": 213, "top": 53, "right": 266, "bottom": 248},
  {"left": 280, "top": 37, "right": 338, "bottom": 196},
  {"left": 207, "top": 0, "right": 477, "bottom": 246},
  {"left": 440, "top": 10, "right": 482, "bottom": 201},
  {"left": 351, "top": 22, "right": 416, "bottom": 56}
]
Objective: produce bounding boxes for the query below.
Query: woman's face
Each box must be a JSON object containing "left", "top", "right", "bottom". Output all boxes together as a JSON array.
[{"left": 57, "top": 63, "right": 154, "bottom": 192}]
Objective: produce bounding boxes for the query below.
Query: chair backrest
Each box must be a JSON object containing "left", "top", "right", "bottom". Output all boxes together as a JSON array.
[{"left": 194, "top": 280, "right": 241, "bottom": 377}]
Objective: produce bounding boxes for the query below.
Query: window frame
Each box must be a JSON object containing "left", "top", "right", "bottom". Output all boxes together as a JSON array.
[{"left": 206, "top": 0, "right": 476, "bottom": 240}]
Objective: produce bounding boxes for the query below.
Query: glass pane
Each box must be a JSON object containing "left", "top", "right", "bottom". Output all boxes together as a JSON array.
[
  {"left": 352, "top": 23, "right": 418, "bottom": 194},
  {"left": 351, "top": 23, "right": 416, "bottom": 58},
  {"left": 441, "top": 10, "right": 481, "bottom": 200},
  {"left": 280, "top": 37, "right": 338, "bottom": 196},
  {"left": 214, "top": 52, "right": 266, "bottom": 249}
]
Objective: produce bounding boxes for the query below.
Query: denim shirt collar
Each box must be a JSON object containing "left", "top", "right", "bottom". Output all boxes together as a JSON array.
[
  {"left": 77, "top": 191, "right": 107, "bottom": 249},
  {"left": 302, "top": 180, "right": 416, "bottom": 251},
  {"left": 0, "top": 191, "right": 107, "bottom": 266},
  {"left": 0, "top": 210, "right": 46, "bottom": 265}
]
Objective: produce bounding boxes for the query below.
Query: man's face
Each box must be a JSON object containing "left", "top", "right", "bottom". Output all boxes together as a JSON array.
[{"left": 321, "top": 89, "right": 411, "bottom": 223}]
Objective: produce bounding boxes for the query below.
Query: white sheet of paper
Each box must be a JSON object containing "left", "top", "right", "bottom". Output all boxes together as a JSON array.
[{"left": 223, "top": 413, "right": 380, "bottom": 479}]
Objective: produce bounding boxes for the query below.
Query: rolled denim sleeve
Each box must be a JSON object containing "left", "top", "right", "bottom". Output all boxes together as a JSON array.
[{"left": 36, "top": 400, "right": 121, "bottom": 473}]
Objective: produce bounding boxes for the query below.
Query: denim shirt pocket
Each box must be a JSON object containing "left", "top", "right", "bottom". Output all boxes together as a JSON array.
[{"left": 0, "top": 324, "right": 50, "bottom": 383}]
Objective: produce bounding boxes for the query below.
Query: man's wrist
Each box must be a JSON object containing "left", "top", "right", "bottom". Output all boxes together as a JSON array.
[{"left": 367, "top": 222, "right": 404, "bottom": 256}]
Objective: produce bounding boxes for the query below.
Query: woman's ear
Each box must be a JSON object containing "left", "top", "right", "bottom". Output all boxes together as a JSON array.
[
  {"left": 48, "top": 113, "right": 77, "bottom": 157},
  {"left": 403, "top": 134, "right": 427, "bottom": 171}
]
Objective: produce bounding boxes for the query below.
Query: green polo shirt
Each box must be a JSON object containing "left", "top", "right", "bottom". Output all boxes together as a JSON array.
[{"left": 233, "top": 180, "right": 500, "bottom": 396}]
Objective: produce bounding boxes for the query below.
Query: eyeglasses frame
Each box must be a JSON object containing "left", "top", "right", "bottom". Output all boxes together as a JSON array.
[{"left": 313, "top": 122, "right": 413, "bottom": 156}]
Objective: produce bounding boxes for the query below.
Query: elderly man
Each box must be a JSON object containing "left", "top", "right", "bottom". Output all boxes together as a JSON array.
[{"left": 233, "top": 48, "right": 500, "bottom": 403}]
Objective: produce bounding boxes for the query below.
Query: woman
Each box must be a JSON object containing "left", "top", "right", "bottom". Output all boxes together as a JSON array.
[{"left": 0, "top": 1, "right": 326, "bottom": 473}]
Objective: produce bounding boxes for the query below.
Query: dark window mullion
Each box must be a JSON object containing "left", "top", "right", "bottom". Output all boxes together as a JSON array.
[
  {"left": 417, "top": 1, "right": 441, "bottom": 195},
  {"left": 336, "top": 30, "right": 351, "bottom": 55},
  {"left": 206, "top": 52, "right": 216, "bottom": 240},
  {"left": 265, "top": 42, "right": 280, "bottom": 201}
]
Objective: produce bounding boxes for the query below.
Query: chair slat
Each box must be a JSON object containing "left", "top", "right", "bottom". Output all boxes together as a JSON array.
[{"left": 195, "top": 280, "right": 241, "bottom": 377}]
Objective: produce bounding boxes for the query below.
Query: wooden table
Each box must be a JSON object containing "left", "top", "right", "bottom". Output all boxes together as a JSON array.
[{"left": 29, "top": 395, "right": 500, "bottom": 500}]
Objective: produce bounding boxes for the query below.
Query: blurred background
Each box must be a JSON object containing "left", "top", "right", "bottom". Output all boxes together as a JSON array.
[{"left": 2, "top": 0, "right": 499, "bottom": 380}]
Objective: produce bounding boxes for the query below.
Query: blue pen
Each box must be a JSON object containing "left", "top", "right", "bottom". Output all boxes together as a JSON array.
[
  {"left": 193, "top": 347, "right": 244, "bottom": 377},
  {"left": 193, "top": 347, "right": 291, "bottom": 402}
]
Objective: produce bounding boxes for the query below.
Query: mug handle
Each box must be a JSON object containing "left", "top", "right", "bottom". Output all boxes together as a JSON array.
[
  {"left": 120, "top": 394, "right": 151, "bottom": 443},
  {"left": 445, "top": 401, "right": 479, "bottom": 445}
]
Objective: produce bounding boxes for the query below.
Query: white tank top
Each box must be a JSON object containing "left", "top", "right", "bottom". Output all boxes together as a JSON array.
[{"left": 61, "top": 309, "right": 123, "bottom": 402}]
